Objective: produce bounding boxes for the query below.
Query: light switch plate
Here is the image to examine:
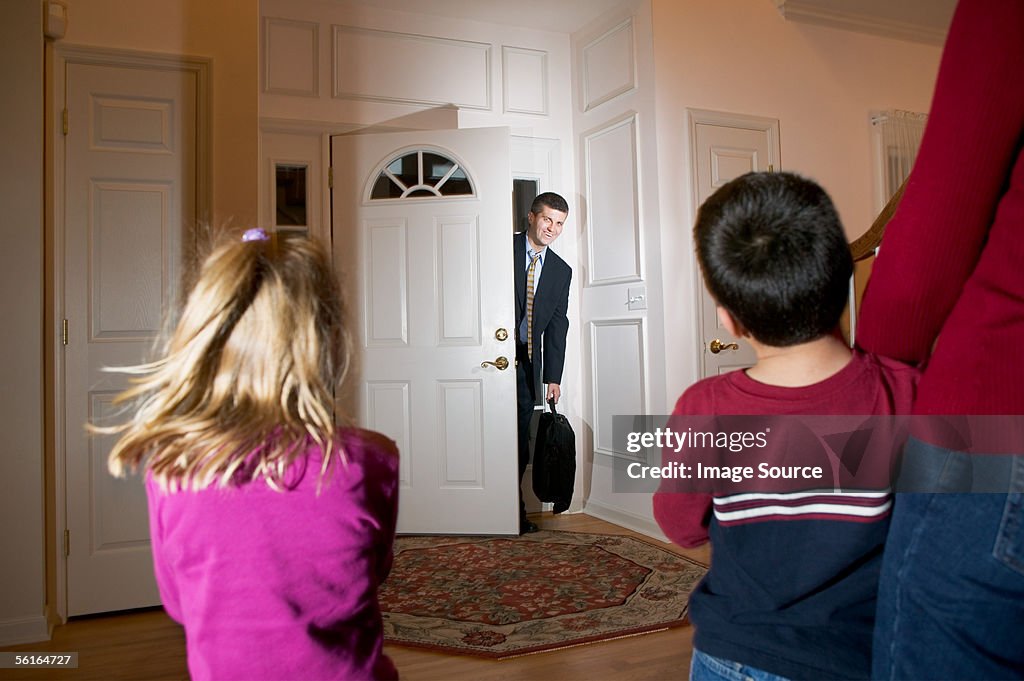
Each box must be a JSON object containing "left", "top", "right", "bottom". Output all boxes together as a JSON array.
[{"left": 627, "top": 286, "right": 647, "bottom": 311}]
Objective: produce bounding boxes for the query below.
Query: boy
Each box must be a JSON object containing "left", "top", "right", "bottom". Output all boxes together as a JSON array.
[{"left": 653, "top": 172, "right": 917, "bottom": 681}]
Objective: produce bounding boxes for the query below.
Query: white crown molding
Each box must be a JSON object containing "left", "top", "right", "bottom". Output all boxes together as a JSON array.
[{"left": 774, "top": 0, "right": 947, "bottom": 46}]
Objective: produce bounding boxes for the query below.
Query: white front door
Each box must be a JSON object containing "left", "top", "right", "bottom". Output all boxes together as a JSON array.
[
  {"left": 331, "top": 127, "right": 518, "bottom": 535},
  {"left": 63, "top": 59, "right": 197, "bottom": 615},
  {"left": 689, "top": 110, "right": 781, "bottom": 378}
]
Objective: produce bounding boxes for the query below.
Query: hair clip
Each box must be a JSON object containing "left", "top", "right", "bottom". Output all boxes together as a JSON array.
[{"left": 242, "top": 227, "right": 270, "bottom": 242}]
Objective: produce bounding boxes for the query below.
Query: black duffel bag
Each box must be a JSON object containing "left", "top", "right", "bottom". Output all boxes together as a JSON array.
[{"left": 532, "top": 398, "right": 576, "bottom": 514}]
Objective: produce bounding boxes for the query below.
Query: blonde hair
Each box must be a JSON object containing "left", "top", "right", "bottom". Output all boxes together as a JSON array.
[{"left": 99, "top": 231, "right": 350, "bottom": 491}]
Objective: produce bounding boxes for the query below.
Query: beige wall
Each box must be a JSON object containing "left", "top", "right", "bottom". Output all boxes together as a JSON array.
[
  {"left": 652, "top": 0, "right": 942, "bottom": 406},
  {"left": 0, "top": 0, "right": 47, "bottom": 644},
  {"left": 64, "top": 0, "right": 259, "bottom": 226}
]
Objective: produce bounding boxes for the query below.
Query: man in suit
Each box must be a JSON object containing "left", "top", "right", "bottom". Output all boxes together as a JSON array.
[{"left": 514, "top": 192, "right": 571, "bottom": 534}]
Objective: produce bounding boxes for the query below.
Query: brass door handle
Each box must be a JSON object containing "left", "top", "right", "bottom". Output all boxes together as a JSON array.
[
  {"left": 481, "top": 356, "right": 510, "bottom": 370},
  {"left": 709, "top": 339, "right": 740, "bottom": 354}
]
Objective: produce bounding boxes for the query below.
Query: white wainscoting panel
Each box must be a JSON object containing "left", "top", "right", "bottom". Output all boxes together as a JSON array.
[
  {"left": 581, "top": 18, "right": 636, "bottom": 112},
  {"left": 437, "top": 380, "right": 484, "bottom": 487},
  {"left": 511, "top": 135, "right": 559, "bottom": 187},
  {"left": 263, "top": 17, "right": 319, "bottom": 97},
  {"left": 590, "top": 319, "right": 646, "bottom": 458},
  {"left": 436, "top": 215, "right": 480, "bottom": 346},
  {"left": 584, "top": 114, "right": 642, "bottom": 285},
  {"left": 333, "top": 26, "right": 491, "bottom": 110},
  {"left": 502, "top": 46, "right": 548, "bottom": 116},
  {"left": 366, "top": 381, "right": 412, "bottom": 488},
  {"left": 365, "top": 219, "right": 409, "bottom": 346},
  {"left": 91, "top": 182, "right": 168, "bottom": 341}
]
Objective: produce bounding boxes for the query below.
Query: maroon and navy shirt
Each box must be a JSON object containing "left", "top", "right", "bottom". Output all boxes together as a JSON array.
[{"left": 653, "top": 350, "right": 917, "bottom": 680}]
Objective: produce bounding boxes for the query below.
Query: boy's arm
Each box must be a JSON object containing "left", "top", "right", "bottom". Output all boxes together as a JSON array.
[
  {"left": 856, "top": 0, "right": 1024, "bottom": 363},
  {"left": 653, "top": 489, "right": 712, "bottom": 548},
  {"left": 652, "top": 393, "right": 712, "bottom": 548}
]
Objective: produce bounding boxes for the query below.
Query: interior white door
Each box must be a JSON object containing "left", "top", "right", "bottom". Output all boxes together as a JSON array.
[
  {"left": 63, "top": 61, "right": 196, "bottom": 615},
  {"left": 690, "top": 111, "right": 781, "bottom": 378},
  {"left": 331, "top": 127, "right": 518, "bottom": 535}
]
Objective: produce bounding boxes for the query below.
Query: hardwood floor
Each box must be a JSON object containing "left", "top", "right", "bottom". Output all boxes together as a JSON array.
[
  {"left": 0, "top": 513, "right": 709, "bottom": 680},
  {"left": 0, "top": 609, "right": 187, "bottom": 681}
]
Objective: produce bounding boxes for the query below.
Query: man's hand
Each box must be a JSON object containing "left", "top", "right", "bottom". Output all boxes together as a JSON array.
[{"left": 546, "top": 383, "right": 561, "bottom": 405}]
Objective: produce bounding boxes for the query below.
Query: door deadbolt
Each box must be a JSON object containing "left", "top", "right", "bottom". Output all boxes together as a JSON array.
[{"left": 495, "top": 328, "right": 509, "bottom": 341}]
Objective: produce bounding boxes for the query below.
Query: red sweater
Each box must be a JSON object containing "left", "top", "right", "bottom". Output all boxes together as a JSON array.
[{"left": 856, "top": 0, "right": 1024, "bottom": 416}]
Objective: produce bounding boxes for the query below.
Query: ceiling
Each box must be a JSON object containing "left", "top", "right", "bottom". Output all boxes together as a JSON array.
[{"left": 346, "top": 0, "right": 957, "bottom": 44}]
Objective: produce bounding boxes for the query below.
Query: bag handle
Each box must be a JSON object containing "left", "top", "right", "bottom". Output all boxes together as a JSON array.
[{"left": 547, "top": 397, "right": 558, "bottom": 415}]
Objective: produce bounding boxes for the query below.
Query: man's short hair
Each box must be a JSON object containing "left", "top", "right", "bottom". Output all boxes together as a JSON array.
[
  {"left": 694, "top": 171, "right": 852, "bottom": 347},
  {"left": 531, "top": 192, "right": 569, "bottom": 216}
]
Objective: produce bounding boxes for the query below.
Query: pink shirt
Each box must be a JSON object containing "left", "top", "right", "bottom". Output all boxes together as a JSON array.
[{"left": 146, "top": 428, "right": 399, "bottom": 680}]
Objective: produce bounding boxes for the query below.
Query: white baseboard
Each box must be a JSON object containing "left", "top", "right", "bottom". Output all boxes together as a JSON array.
[
  {"left": 583, "top": 500, "right": 670, "bottom": 543},
  {"left": 0, "top": 614, "right": 51, "bottom": 647}
]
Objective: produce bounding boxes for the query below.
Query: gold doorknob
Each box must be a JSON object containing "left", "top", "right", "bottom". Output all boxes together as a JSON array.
[
  {"left": 481, "top": 356, "right": 510, "bottom": 370},
  {"left": 709, "top": 339, "right": 740, "bottom": 354},
  {"left": 495, "top": 328, "right": 509, "bottom": 341}
]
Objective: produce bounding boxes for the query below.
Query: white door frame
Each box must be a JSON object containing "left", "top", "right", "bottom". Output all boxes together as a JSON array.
[{"left": 50, "top": 45, "right": 211, "bottom": 621}]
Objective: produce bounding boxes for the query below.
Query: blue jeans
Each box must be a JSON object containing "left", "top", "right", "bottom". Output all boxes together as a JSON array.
[
  {"left": 873, "top": 438, "right": 1024, "bottom": 680},
  {"left": 690, "top": 649, "right": 791, "bottom": 681}
]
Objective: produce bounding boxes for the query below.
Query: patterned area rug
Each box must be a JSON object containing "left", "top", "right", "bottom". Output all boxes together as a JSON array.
[{"left": 379, "top": 530, "right": 707, "bottom": 658}]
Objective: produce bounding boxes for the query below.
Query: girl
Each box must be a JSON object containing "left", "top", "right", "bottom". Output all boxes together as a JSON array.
[{"left": 99, "top": 229, "right": 399, "bottom": 680}]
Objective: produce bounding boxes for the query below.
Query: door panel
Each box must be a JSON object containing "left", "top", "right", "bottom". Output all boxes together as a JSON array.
[
  {"left": 690, "top": 111, "right": 780, "bottom": 379},
  {"left": 331, "top": 127, "right": 518, "bottom": 534}
]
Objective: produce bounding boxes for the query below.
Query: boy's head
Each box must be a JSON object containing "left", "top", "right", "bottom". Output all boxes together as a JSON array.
[{"left": 694, "top": 171, "right": 852, "bottom": 347}]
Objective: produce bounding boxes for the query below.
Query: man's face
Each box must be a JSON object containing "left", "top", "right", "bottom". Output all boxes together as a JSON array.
[{"left": 526, "top": 205, "right": 567, "bottom": 250}]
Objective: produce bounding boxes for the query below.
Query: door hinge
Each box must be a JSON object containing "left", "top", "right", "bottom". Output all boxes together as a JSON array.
[
  {"left": 64, "top": 529, "right": 70, "bottom": 558},
  {"left": 768, "top": 163, "right": 774, "bottom": 173},
  {"left": 62, "top": 319, "right": 69, "bottom": 346},
  {"left": 328, "top": 167, "right": 333, "bottom": 189},
  {"left": 62, "top": 108, "right": 68, "bottom": 136}
]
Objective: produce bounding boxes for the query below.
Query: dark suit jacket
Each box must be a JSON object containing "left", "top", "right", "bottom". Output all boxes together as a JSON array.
[{"left": 514, "top": 231, "right": 571, "bottom": 387}]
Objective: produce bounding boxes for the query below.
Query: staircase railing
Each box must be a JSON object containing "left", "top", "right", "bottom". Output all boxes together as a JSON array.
[{"left": 850, "top": 178, "right": 907, "bottom": 261}]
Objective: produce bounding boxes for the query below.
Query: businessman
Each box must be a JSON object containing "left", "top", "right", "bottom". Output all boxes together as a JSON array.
[{"left": 514, "top": 192, "right": 571, "bottom": 534}]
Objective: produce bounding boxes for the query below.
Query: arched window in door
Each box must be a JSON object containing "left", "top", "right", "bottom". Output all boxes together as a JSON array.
[{"left": 370, "top": 149, "right": 475, "bottom": 200}]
